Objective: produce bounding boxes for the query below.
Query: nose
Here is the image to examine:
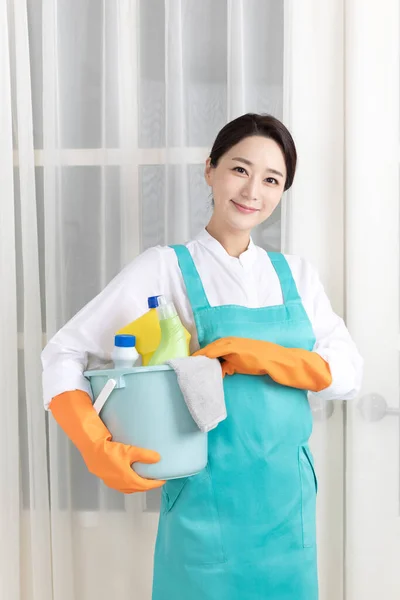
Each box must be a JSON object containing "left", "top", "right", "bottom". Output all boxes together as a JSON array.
[{"left": 240, "top": 177, "right": 259, "bottom": 203}]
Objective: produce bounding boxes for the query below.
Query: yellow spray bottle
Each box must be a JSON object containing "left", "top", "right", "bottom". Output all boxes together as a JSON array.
[{"left": 116, "top": 296, "right": 191, "bottom": 366}]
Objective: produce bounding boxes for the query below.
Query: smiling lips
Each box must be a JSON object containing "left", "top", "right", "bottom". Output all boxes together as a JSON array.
[{"left": 231, "top": 200, "right": 260, "bottom": 214}]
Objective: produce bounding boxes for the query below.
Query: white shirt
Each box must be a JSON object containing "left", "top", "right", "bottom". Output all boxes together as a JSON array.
[{"left": 41, "top": 229, "right": 363, "bottom": 409}]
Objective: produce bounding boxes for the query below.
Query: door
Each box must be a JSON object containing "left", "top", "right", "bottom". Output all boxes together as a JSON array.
[{"left": 344, "top": 2, "right": 400, "bottom": 598}]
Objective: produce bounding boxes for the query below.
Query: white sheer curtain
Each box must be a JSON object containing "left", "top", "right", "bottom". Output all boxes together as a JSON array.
[{"left": 1, "top": 1, "right": 285, "bottom": 599}]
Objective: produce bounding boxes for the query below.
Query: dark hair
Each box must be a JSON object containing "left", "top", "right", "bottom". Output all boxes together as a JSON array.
[{"left": 209, "top": 113, "right": 297, "bottom": 191}]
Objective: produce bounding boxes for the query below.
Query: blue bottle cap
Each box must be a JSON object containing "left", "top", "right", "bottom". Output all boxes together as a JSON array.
[
  {"left": 148, "top": 295, "right": 160, "bottom": 309},
  {"left": 114, "top": 334, "right": 136, "bottom": 347}
]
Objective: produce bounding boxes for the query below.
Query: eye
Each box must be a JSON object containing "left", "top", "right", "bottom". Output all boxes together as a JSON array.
[
  {"left": 265, "top": 177, "right": 279, "bottom": 185},
  {"left": 232, "top": 166, "right": 248, "bottom": 175}
]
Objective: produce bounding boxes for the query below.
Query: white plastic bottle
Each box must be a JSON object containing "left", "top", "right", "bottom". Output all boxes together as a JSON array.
[{"left": 112, "top": 334, "right": 140, "bottom": 369}]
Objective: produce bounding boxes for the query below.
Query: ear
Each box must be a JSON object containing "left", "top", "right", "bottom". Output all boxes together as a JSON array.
[{"left": 204, "top": 157, "right": 213, "bottom": 186}]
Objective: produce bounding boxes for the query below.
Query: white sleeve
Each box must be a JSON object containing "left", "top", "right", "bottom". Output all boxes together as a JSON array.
[
  {"left": 297, "top": 260, "right": 363, "bottom": 401},
  {"left": 41, "top": 246, "right": 166, "bottom": 409}
]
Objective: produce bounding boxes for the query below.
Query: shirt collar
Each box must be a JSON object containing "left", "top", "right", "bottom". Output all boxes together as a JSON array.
[{"left": 194, "top": 228, "right": 258, "bottom": 269}]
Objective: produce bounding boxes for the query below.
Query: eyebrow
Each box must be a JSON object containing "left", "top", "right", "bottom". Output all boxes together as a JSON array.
[{"left": 231, "top": 157, "right": 284, "bottom": 179}]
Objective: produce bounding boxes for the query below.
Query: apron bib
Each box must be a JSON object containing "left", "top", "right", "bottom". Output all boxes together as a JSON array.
[{"left": 152, "top": 246, "right": 319, "bottom": 600}]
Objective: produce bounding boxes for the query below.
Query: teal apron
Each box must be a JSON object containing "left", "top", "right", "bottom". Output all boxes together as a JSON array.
[{"left": 152, "top": 246, "right": 319, "bottom": 600}]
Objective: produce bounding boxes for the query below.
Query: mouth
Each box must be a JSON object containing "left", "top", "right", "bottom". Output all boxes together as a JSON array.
[{"left": 231, "top": 200, "right": 260, "bottom": 214}]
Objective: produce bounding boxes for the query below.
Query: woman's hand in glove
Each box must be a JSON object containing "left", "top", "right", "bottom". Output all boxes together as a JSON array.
[
  {"left": 50, "top": 390, "right": 165, "bottom": 493},
  {"left": 193, "top": 337, "right": 332, "bottom": 392}
]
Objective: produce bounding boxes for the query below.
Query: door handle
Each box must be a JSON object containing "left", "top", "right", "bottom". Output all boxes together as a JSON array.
[{"left": 358, "top": 393, "right": 400, "bottom": 421}]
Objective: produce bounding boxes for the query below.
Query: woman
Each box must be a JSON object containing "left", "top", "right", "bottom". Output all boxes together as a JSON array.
[{"left": 42, "top": 113, "right": 363, "bottom": 600}]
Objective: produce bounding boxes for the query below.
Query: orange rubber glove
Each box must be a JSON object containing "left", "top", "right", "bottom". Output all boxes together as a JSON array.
[
  {"left": 194, "top": 337, "right": 332, "bottom": 392},
  {"left": 50, "top": 390, "right": 165, "bottom": 493}
]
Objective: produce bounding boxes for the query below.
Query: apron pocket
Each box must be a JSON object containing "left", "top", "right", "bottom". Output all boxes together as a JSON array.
[
  {"left": 162, "top": 476, "right": 189, "bottom": 512},
  {"left": 160, "top": 466, "right": 226, "bottom": 565},
  {"left": 298, "top": 445, "right": 318, "bottom": 548}
]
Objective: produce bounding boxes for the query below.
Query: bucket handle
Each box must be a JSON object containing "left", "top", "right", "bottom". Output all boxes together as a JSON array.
[
  {"left": 92, "top": 374, "right": 127, "bottom": 414},
  {"left": 92, "top": 378, "right": 117, "bottom": 414}
]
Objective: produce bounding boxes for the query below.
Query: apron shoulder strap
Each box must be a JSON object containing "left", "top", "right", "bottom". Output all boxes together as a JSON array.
[
  {"left": 170, "top": 245, "right": 211, "bottom": 312},
  {"left": 267, "top": 252, "right": 302, "bottom": 304}
]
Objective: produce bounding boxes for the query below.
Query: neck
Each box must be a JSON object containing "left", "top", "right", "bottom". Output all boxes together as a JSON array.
[{"left": 206, "top": 219, "right": 251, "bottom": 258}]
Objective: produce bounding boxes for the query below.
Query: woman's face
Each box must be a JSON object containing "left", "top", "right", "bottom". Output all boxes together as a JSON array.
[{"left": 205, "top": 135, "right": 287, "bottom": 233}]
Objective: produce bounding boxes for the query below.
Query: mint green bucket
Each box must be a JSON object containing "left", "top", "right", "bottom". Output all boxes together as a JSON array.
[{"left": 84, "top": 365, "right": 208, "bottom": 480}]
